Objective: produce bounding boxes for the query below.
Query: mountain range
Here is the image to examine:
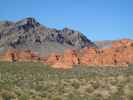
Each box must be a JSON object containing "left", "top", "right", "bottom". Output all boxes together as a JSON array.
[
  {"left": 0, "top": 17, "right": 133, "bottom": 69},
  {"left": 0, "top": 17, "right": 95, "bottom": 56}
]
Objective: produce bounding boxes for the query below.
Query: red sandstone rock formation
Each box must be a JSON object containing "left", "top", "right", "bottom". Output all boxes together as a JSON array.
[
  {"left": 112, "top": 39, "right": 133, "bottom": 48},
  {"left": 1, "top": 39, "right": 133, "bottom": 69},
  {"left": 94, "top": 39, "right": 133, "bottom": 65},
  {"left": 51, "top": 49, "right": 79, "bottom": 69},
  {"left": 114, "top": 47, "right": 133, "bottom": 64},
  {"left": 61, "top": 49, "right": 79, "bottom": 65},
  {"left": 44, "top": 53, "right": 61, "bottom": 64},
  {"left": 79, "top": 47, "right": 98, "bottom": 65},
  {"left": 17, "top": 50, "right": 39, "bottom": 61},
  {"left": 1, "top": 48, "right": 18, "bottom": 62},
  {"left": 0, "top": 49, "right": 40, "bottom": 62},
  {"left": 96, "top": 48, "right": 117, "bottom": 65},
  {"left": 44, "top": 39, "right": 133, "bottom": 68}
]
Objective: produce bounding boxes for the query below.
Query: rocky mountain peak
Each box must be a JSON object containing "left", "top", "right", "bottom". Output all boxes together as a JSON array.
[
  {"left": 0, "top": 17, "right": 96, "bottom": 56},
  {"left": 15, "top": 17, "right": 40, "bottom": 29}
]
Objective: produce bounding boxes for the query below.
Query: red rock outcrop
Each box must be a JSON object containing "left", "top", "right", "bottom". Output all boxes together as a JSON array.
[
  {"left": 112, "top": 39, "right": 133, "bottom": 48},
  {"left": 114, "top": 47, "right": 133, "bottom": 64},
  {"left": 44, "top": 39, "right": 133, "bottom": 68},
  {"left": 79, "top": 47, "right": 98, "bottom": 65},
  {"left": 1, "top": 39, "right": 133, "bottom": 69},
  {"left": 110, "top": 39, "right": 133, "bottom": 65},
  {"left": 0, "top": 49, "right": 40, "bottom": 62},
  {"left": 1, "top": 48, "right": 18, "bottom": 62},
  {"left": 61, "top": 49, "right": 79, "bottom": 65},
  {"left": 44, "top": 53, "right": 61, "bottom": 64},
  {"left": 17, "top": 50, "right": 40, "bottom": 61},
  {"left": 51, "top": 49, "right": 79, "bottom": 69}
]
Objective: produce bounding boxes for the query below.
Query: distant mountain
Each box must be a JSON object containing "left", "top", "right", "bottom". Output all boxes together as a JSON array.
[
  {"left": 95, "top": 39, "right": 133, "bottom": 48},
  {"left": 95, "top": 40, "right": 114, "bottom": 48},
  {"left": 0, "top": 17, "right": 96, "bottom": 56}
]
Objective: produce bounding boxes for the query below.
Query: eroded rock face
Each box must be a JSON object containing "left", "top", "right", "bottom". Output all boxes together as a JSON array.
[
  {"left": 75, "top": 39, "right": 133, "bottom": 67},
  {"left": 17, "top": 50, "right": 39, "bottom": 61},
  {"left": 1, "top": 49, "right": 18, "bottom": 62},
  {"left": 51, "top": 49, "right": 79, "bottom": 69},
  {"left": 114, "top": 47, "right": 133, "bottom": 64},
  {"left": 1, "top": 39, "right": 133, "bottom": 69},
  {"left": 112, "top": 39, "right": 133, "bottom": 48},
  {"left": 44, "top": 53, "right": 61, "bottom": 64},
  {"left": 79, "top": 47, "right": 98, "bottom": 65},
  {"left": 96, "top": 48, "right": 117, "bottom": 65},
  {"left": 61, "top": 49, "right": 79, "bottom": 65},
  {"left": 110, "top": 39, "right": 133, "bottom": 65},
  {"left": 46, "top": 39, "right": 133, "bottom": 68},
  {"left": 0, "top": 49, "right": 39, "bottom": 62}
]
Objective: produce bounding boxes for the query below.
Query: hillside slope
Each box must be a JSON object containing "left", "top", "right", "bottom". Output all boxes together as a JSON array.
[{"left": 0, "top": 17, "right": 95, "bottom": 56}]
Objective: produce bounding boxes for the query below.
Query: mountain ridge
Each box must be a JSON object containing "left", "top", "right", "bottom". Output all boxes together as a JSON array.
[{"left": 0, "top": 17, "right": 96, "bottom": 56}]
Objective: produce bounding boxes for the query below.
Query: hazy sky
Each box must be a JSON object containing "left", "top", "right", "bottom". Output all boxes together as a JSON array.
[{"left": 0, "top": 0, "right": 133, "bottom": 41}]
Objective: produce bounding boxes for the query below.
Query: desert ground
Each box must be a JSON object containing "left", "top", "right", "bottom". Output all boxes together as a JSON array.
[{"left": 0, "top": 62, "right": 133, "bottom": 100}]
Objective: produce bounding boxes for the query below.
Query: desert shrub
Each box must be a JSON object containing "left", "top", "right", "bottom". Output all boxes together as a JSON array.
[
  {"left": 90, "top": 81, "right": 99, "bottom": 89},
  {"left": 1, "top": 90, "right": 16, "bottom": 100},
  {"left": 19, "top": 94, "right": 29, "bottom": 100},
  {"left": 85, "top": 84, "right": 94, "bottom": 93},
  {"left": 128, "top": 95, "right": 133, "bottom": 100},
  {"left": 71, "top": 81, "right": 80, "bottom": 89},
  {"left": 0, "top": 62, "right": 133, "bottom": 99},
  {"left": 52, "top": 96, "right": 62, "bottom": 100}
]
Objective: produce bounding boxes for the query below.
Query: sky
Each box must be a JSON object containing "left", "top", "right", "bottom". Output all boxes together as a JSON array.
[{"left": 0, "top": 0, "right": 133, "bottom": 41}]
